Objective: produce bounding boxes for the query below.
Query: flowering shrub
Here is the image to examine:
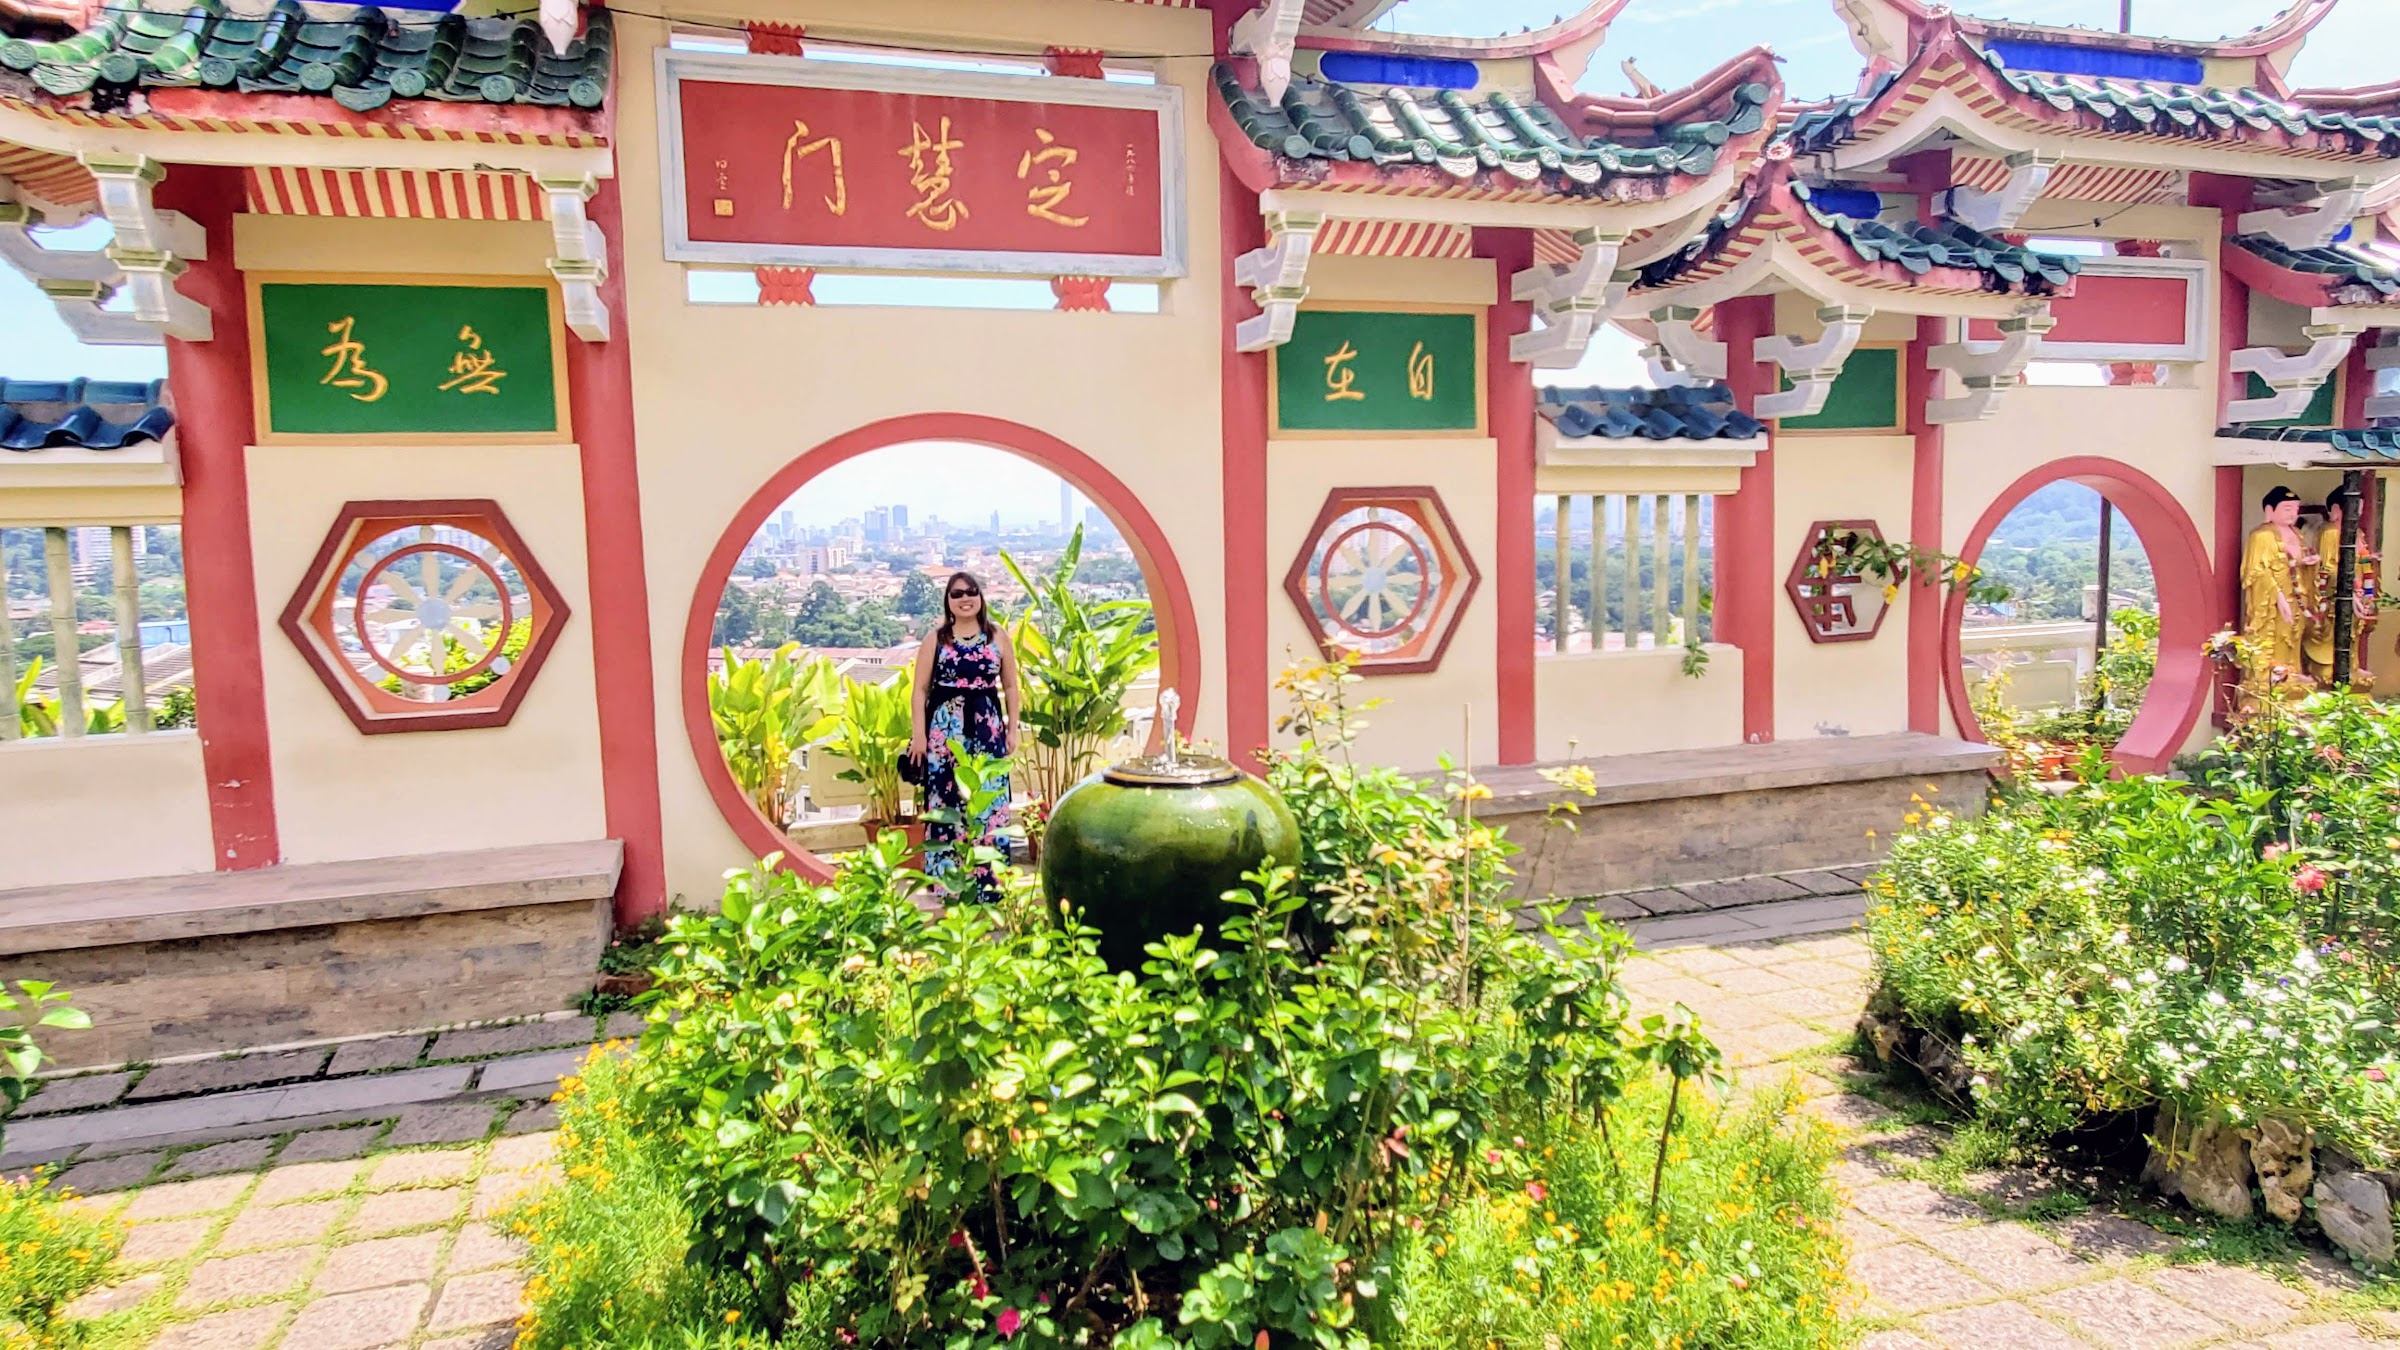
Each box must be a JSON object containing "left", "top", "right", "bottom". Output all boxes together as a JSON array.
[
  {"left": 0, "top": 1174, "right": 121, "bottom": 1348},
  {"left": 1869, "top": 693, "right": 2400, "bottom": 1164},
  {"left": 512, "top": 664, "right": 1851, "bottom": 1347}
]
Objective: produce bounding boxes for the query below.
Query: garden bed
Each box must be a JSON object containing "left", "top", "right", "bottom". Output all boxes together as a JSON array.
[
  {"left": 506, "top": 664, "right": 1856, "bottom": 1348},
  {"left": 1860, "top": 691, "right": 2400, "bottom": 1269}
]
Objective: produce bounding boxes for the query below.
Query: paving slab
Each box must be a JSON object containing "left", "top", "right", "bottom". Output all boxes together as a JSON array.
[
  {"left": 65, "top": 1270, "right": 163, "bottom": 1319},
  {"left": 2145, "top": 1264, "right": 2305, "bottom": 1332},
  {"left": 124, "top": 1174, "right": 252, "bottom": 1221},
  {"left": 14, "top": 1071, "right": 133, "bottom": 1117},
  {"left": 503, "top": 1101, "right": 558, "bottom": 1135},
  {"left": 146, "top": 1304, "right": 287, "bottom": 1350},
  {"left": 371, "top": 1148, "right": 477, "bottom": 1189},
  {"left": 1782, "top": 867, "right": 1866, "bottom": 898},
  {"left": 426, "top": 1267, "right": 525, "bottom": 1333},
  {"left": 326, "top": 1034, "right": 430, "bottom": 1077},
  {"left": 349, "top": 1186, "right": 465, "bottom": 1236},
  {"left": 49, "top": 1149, "right": 161, "bottom": 1194},
  {"left": 1851, "top": 1243, "right": 1996, "bottom": 1314},
  {"left": 279, "top": 1125, "right": 384, "bottom": 1165},
  {"left": 252, "top": 1158, "right": 363, "bottom": 1205},
  {"left": 1, "top": 1064, "right": 472, "bottom": 1157},
  {"left": 177, "top": 1247, "right": 313, "bottom": 1309},
  {"left": 1678, "top": 874, "right": 1816, "bottom": 909},
  {"left": 601, "top": 1012, "right": 646, "bottom": 1040},
  {"left": 2038, "top": 1278, "right": 2225, "bottom": 1349},
  {"left": 163, "top": 1137, "right": 275, "bottom": 1180},
  {"left": 131, "top": 1048, "right": 332, "bottom": 1101},
  {"left": 315, "top": 1232, "right": 443, "bottom": 1293},
  {"left": 386, "top": 1102, "right": 504, "bottom": 1147},
  {"left": 1851, "top": 1181, "right": 1988, "bottom": 1235},
  {"left": 443, "top": 1222, "right": 526, "bottom": 1275},
  {"left": 475, "top": 1045, "right": 590, "bottom": 1093},
  {"left": 216, "top": 1197, "right": 345, "bottom": 1254},
  {"left": 2045, "top": 1213, "right": 2183, "bottom": 1265},
  {"left": 282, "top": 1283, "right": 430, "bottom": 1350},
  {"left": 428, "top": 1017, "right": 595, "bottom": 1062},
  {"left": 1916, "top": 1301, "right": 2090, "bottom": 1350},
  {"left": 118, "top": 1216, "right": 212, "bottom": 1267},
  {"left": 424, "top": 1329, "right": 516, "bottom": 1350},
  {"left": 1922, "top": 1223, "right": 2092, "bottom": 1292}
]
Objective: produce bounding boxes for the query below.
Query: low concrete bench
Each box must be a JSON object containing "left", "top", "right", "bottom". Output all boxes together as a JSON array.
[
  {"left": 0, "top": 840, "right": 621, "bottom": 1070},
  {"left": 1475, "top": 733, "right": 1999, "bottom": 901}
]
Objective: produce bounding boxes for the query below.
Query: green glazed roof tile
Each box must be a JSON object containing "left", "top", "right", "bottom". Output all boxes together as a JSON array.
[
  {"left": 1634, "top": 179, "right": 2081, "bottom": 295},
  {"left": 1214, "top": 62, "right": 1770, "bottom": 191},
  {"left": 2227, "top": 426, "right": 2400, "bottom": 461},
  {"left": 2233, "top": 234, "right": 2400, "bottom": 302},
  {"left": 1789, "top": 48, "right": 2400, "bottom": 156},
  {"left": 3, "top": 2, "right": 608, "bottom": 111}
]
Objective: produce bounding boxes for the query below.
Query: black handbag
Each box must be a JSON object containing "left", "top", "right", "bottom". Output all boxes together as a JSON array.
[{"left": 898, "top": 750, "right": 927, "bottom": 787}]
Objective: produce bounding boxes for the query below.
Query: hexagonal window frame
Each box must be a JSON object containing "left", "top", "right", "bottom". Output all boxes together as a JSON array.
[
  {"left": 279, "top": 498, "right": 572, "bottom": 734},
  {"left": 1282, "top": 486, "right": 1481, "bottom": 676},
  {"left": 1786, "top": 517, "right": 1893, "bottom": 644}
]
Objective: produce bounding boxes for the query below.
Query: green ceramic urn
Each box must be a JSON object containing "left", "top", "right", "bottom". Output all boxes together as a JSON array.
[{"left": 1039, "top": 745, "right": 1300, "bottom": 973}]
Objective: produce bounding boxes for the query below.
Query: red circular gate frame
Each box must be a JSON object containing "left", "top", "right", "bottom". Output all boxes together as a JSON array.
[
  {"left": 681, "top": 414, "right": 1204, "bottom": 880},
  {"left": 1940, "top": 457, "right": 2213, "bottom": 776}
]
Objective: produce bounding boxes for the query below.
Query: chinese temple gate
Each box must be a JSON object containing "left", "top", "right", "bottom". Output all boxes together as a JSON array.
[{"left": 5, "top": 0, "right": 2400, "bottom": 1063}]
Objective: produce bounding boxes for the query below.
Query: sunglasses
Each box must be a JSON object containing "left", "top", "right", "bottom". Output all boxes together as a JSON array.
[{"left": 949, "top": 589, "right": 978, "bottom": 599}]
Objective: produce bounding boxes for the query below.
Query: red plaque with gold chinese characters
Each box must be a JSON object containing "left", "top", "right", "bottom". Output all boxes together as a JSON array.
[{"left": 661, "top": 52, "right": 1188, "bottom": 279}]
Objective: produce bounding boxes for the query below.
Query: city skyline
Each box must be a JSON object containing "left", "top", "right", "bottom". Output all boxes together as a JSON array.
[{"left": 762, "top": 441, "right": 1093, "bottom": 532}]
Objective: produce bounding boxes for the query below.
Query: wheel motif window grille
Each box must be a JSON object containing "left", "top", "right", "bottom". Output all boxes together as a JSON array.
[
  {"left": 1284, "top": 487, "right": 1479, "bottom": 675},
  {"left": 280, "top": 500, "right": 570, "bottom": 733}
]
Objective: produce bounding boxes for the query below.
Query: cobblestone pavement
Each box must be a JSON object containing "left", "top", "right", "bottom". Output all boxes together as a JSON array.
[{"left": 29, "top": 894, "right": 2400, "bottom": 1348}]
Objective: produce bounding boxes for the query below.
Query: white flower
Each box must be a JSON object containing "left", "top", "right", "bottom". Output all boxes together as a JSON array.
[
  {"left": 2136, "top": 971, "right": 2159, "bottom": 985},
  {"left": 2109, "top": 977, "right": 2134, "bottom": 993},
  {"left": 2165, "top": 955, "right": 2189, "bottom": 974},
  {"left": 1975, "top": 945, "right": 1999, "bottom": 961},
  {"left": 2207, "top": 991, "right": 2228, "bottom": 1007}
]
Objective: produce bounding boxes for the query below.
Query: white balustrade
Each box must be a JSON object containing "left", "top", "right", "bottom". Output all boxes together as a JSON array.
[{"left": 1543, "top": 493, "right": 1715, "bottom": 655}]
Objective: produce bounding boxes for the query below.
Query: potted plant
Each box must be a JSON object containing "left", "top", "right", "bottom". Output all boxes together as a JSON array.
[
  {"left": 810, "top": 666, "right": 920, "bottom": 849},
  {"left": 707, "top": 644, "right": 840, "bottom": 829},
  {"left": 1001, "top": 525, "right": 1161, "bottom": 812}
]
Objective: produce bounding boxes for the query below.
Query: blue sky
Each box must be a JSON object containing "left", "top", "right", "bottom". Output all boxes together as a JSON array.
[{"left": 6, "top": 0, "right": 2398, "bottom": 523}]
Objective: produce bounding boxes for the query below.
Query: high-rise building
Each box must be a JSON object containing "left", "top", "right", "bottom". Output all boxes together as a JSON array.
[
  {"left": 891, "top": 504, "right": 909, "bottom": 533},
  {"left": 989, "top": 511, "right": 1001, "bottom": 535},
  {"left": 1059, "top": 481, "right": 1073, "bottom": 533},
  {"left": 864, "top": 506, "right": 891, "bottom": 544},
  {"left": 70, "top": 525, "right": 146, "bottom": 583}
]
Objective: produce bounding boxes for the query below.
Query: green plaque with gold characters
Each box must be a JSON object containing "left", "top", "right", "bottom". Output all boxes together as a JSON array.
[
  {"left": 249, "top": 275, "right": 570, "bottom": 443},
  {"left": 1272, "top": 308, "right": 1483, "bottom": 435}
]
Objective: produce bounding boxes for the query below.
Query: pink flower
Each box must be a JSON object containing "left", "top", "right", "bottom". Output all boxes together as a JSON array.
[
  {"left": 1485, "top": 1149, "right": 1503, "bottom": 1166},
  {"left": 2368, "top": 1067, "right": 2388, "bottom": 1083},
  {"left": 2264, "top": 843, "right": 2290, "bottom": 861},
  {"left": 2295, "top": 864, "right": 2329, "bottom": 894},
  {"left": 1526, "top": 1181, "right": 1548, "bottom": 1202},
  {"left": 972, "top": 1274, "right": 989, "bottom": 1300},
  {"left": 996, "top": 1308, "right": 1023, "bottom": 1338}
]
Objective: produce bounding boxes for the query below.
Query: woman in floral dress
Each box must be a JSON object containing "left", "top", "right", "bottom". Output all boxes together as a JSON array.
[{"left": 908, "top": 571, "right": 1021, "bottom": 895}]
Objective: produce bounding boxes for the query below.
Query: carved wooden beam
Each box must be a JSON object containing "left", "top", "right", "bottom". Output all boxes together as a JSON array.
[
  {"left": 1233, "top": 209, "right": 1322, "bottom": 353},
  {"left": 2227, "top": 322, "right": 2360, "bottom": 424},
  {"left": 1935, "top": 151, "right": 2059, "bottom": 234},
  {"left": 1649, "top": 305, "right": 1727, "bottom": 383},
  {"left": 1753, "top": 305, "right": 1872, "bottom": 420},
  {"left": 2240, "top": 178, "right": 2370, "bottom": 252},
  {"left": 540, "top": 174, "right": 610, "bottom": 341},
  {"left": 1510, "top": 228, "right": 1627, "bottom": 367},
  {"left": 1926, "top": 311, "right": 2054, "bottom": 424},
  {"left": 1229, "top": 0, "right": 1308, "bottom": 103},
  {"left": 80, "top": 154, "right": 210, "bottom": 342}
]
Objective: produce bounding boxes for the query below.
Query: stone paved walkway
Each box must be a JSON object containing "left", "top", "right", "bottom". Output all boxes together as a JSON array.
[{"left": 23, "top": 892, "right": 2399, "bottom": 1348}]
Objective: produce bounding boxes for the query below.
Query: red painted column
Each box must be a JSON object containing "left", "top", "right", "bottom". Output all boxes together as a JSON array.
[
  {"left": 563, "top": 179, "right": 667, "bottom": 926},
  {"left": 1217, "top": 165, "right": 1270, "bottom": 767},
  {"left": 1715, "top": 294, "right": 1776, "bottom": 743},
  {"left": 1476, "top": 228, "right": 1537, "bottom": 765},
  {"left": 2194, "top": 173, "right": 2257, "bottom": 722},
  {"left": 1903, "top": 151, "right": 1952, "bottom": 735},
  {"left": 157, "top": 166, "right": 279, "bottom": 871},
  {"left": 1906, "top": 315, "right": 1948, "bottom": 735}
]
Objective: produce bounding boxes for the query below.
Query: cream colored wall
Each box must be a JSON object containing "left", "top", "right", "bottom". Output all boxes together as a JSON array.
[
  {"left": 1266, "top": 437, "right": 1499, "bottom": 771},
  {"left": 229, "top": 213, "right": 609, "bottom": 867},
  {"left": 1773, "top": 434, "right": 1915, "bottom": 739},
  {"left": 244, "top": 442, "right": 608, "bottom": 864},
  {"left": 607, "top": 2, "right": 1228, "bottom": 904},
  {"left": 1535, "top": 647, "right": 1743, "bottom": 760},
  {"left": 0, "top": 733, "right": 215, "bottom": 888}
]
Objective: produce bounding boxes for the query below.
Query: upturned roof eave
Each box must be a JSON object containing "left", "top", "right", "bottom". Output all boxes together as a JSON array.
[
  {"left": 1294, "top": 0, "right": 1634, "bottom": 61},
  {"left": 1534, "top": 43, "right": 1782, "bottom": 139},
  {"left": 1857, "top": 0, "right": 2336, "bottom": 62}
]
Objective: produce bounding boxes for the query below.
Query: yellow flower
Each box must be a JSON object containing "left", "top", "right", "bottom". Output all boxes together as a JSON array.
[{"left": 1882, "top": 583, "right": 1900, "bottom": 605}]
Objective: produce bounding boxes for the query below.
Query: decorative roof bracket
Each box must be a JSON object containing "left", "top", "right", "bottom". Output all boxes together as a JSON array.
[
  {"left": 1753, "top": 306, "right": 1873, "bottom": 420},
  {"left": 541, "top": 175, "right": 610, "bottom": 342},
  {"left": 539, "top": 0, "right": 579, "bottom": 57},
  {"left": 1233, "top": 209, "right": 1322, "bottom": 353},
  {"left": 2240, "top": 178, "right": 2369, "bottom": 252},
  {"left": 2227, "top": 322, "right": 2360, "bottom": 423},
  {"left": 1935, "top": 151, "right": 2060, "bottom": 234},
  {"left": 1926, "top": 311, "right": 2054, "bottom": 424},
  {"left": 1229, "top": 0, "right": 1308, "bottom": 104},
  {"left": 2364, "top": 332, "right": 2400, "bottom": 423},
  {"left": 1649, "top": 305, "right": 1728, "bottom": 383},
  {"left": 1, "top": 158, "right": 211, "bottom": 344},
  {"left": 1510, "top": 229, "right": 1628, "bottom": 367}
]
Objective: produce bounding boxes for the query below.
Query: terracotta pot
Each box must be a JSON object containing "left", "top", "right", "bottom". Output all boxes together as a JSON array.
[{"left": 859, "top": 817, "right": 928, "bottom": 868}]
